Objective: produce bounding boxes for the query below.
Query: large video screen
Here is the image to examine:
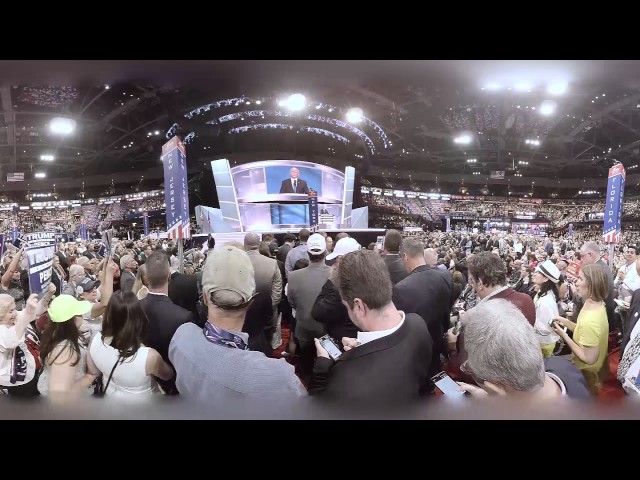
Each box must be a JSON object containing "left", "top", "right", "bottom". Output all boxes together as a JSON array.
[{"left": 230, "top": 160, "right": 345, "bottom": 203}]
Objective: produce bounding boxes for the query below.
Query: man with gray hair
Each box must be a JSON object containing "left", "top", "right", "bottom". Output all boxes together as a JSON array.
[
  {"left": 62, "top": 264, "right": 86, "bottom": 298},
  {"left": 423, "top": 248, "right": 438, "bottom": 267},
  {"left": 458, "top": 299, "right": 590, "bottom": 399},
  {"left": 169, "top": 246, "right": 306, "bottom": 401},
  {"left": 577, "top": 241, "right": 615, "bottom": 329},
  {"left": 119, "top": 254, "right": 138, "bottom": 293}
]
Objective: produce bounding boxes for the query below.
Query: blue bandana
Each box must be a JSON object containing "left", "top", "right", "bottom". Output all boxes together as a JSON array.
[{"left": 202, "top": 323, "right": 249, "bottom": 350}]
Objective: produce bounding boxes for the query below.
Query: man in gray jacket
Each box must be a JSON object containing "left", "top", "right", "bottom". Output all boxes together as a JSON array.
[
  {"left": 287, "top": 233, "right": 331, "bottom": 383},
  {"left": 244, "top": 233, "right": 283, "bottom": 344}
]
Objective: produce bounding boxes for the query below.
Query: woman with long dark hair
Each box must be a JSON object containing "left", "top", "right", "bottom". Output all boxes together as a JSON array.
[
  {"left": 38, "top": 295, "right": 98, "bottom": 396},
  {"left": 532, "top": 260, "right": 561, "bottom": 357},
  {"left": 87, "top": 291, "right": 173, "bottom": 397}
]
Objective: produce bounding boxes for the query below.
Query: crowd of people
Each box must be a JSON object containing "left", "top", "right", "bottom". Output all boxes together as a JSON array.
[
  {"left": 2, "top": 222, "right": 639, "bottom": 413},
  {"left": 361, "top": 192, "right": 621, "bottom": 230},
  {"left": 0, "top": 197, "right": 167, "bottom": 235}
]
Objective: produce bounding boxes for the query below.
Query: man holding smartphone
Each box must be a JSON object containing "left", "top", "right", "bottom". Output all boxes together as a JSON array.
[{"left": 309, "top": 250, "right": 433, "bottom": 403}]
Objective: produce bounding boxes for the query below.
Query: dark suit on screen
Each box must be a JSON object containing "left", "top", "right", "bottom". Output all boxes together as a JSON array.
[{"left": 279, "top": 178, "right": 310, "bottom": 194}]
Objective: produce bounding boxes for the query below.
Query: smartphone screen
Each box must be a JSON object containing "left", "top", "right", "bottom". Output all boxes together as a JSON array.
[
  {"left": 431, "top": 371, "right": 464, "bottom": 396},
  {"left": 376, "top": 236, "right": 384, "bottom": 251},
  {"left": 320, "top": 337, "right": 342, "bottom": 360}
]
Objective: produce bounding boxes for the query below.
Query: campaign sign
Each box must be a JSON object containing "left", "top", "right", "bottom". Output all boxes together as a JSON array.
[{"left": 23, "top": 232, "right": 57, "bottom": 295}]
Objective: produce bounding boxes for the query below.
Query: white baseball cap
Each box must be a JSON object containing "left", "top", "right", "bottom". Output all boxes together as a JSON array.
[
  {"left": 307, "top": 233, "right": 327, "bottom": 255},
  {"left": 326, "top": 237, "right": 361, "bottom": 261}
]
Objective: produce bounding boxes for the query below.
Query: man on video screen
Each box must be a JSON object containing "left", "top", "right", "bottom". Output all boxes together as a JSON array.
[{"left": 279, "top": 167, "right": 310, "bottom": 194}]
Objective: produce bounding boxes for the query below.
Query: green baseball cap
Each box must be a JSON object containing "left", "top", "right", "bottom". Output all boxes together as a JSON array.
[{"left": 48, "top": 294, "right": 92, "bottom": 323}]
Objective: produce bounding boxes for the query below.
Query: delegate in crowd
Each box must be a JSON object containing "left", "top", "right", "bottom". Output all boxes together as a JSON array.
[{"left": 1, "top": 227, "right": 639, "bottom": 407}]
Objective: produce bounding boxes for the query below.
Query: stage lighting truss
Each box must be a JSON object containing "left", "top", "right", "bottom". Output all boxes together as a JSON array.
[
  {"left": 228, "top": 124, "right": 350, "bottom": 144},
  {"left": 186, "top": 97, "right": 390, "bottom": 152},
  {"left": 212, "top": 110, "right": 376, "bottom": 153}
]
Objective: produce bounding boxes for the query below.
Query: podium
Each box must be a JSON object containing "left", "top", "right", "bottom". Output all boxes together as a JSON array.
[{"left": 320, "top": 214, "right": 335, "bottom": 227}]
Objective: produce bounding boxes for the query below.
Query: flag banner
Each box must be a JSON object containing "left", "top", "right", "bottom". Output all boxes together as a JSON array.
[
  {"left": 79, "top": 219, "right": 87, "bottom": 241},
  {"left": 603, "top": 164, "right": 625, "bottom": 244},
  {"left": 7, "top": 172, "right": 24, "bottom": 182},
  {"left": 568, "top": 223, "right": 573, "bottom": 237},
  {"left": 308, "top": 191, "right": 319, "bottom": 229},
  {"left": 162, "top": 136, "right": 190, "bottom": 239},
  {"left": 445, "top": 216, "right": 451, "bottom": 232},
  {"left": 12, "top": 223, "right": 19, "bottom": 243},
  {"left": 143, "top": 212, "right": 149, "bottom": 236},
  {"left": 23, "top": 232, "right": 57, "bottom": 295}
]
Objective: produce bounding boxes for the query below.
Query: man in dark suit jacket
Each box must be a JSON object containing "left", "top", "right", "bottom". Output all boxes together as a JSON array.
[
  {"left": 140, "top": 251, "right": 196, "bottom": 394},
  {"left": 169, "top": 271, "right": 201, "bottom": 322},
  {"left": 312, "top": 237, "right": 362, "bottom": 341},
  {"left": 621, "top": 256, "right": 640, "bottom": 357},
  {"left": 279, "top": 167, "right": 310, "bottom": 194},
  {"left": 310, "top": 250, "right": 433, "bottom": 404},
  {"left": 393, "top": 238, "right": 454, "bottom": 378},
  {"left": 382, "top": 229, "right": 408, "bottom": 285}
]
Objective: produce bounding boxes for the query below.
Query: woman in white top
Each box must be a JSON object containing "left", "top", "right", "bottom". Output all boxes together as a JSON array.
[
  {"left": 87, "top": 291, "right": 173, "bottom": 397},
  {"left": 532, "top": 260, "right": 561, "bottom": 357},
  {"left": 38, "top": 295, "right": 99, "bottom": 396},
  {"left": 0, "top": 293, "right": 41, "bottom": 395}
]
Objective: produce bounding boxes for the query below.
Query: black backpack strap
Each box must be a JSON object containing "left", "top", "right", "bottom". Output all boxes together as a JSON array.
[{"left": 101, "top": 357, "right": 121, "bottom": 395}]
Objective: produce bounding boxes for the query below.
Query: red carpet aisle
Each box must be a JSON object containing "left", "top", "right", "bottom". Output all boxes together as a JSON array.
[{"left": 597, "top": 334, "right": 626, "bottom": 403}]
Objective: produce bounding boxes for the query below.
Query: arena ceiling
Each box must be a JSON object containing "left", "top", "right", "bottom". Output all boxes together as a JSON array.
[{"left": 2, "top": 60, "right": 640, "bottom": 194}]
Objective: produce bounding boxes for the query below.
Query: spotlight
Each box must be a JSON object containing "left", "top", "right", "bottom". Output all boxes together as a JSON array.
[
  {"left": 40, "top": 154, "right": 55, "bottom": 161},
  {"left": 286, "top": 93, "right": 306, "bottom": 111},
  {"left": 547, "top": 82, "right": 568, "bottom": 96},
  {"left": 35, "top": 172, "right": 46, "bottom": 179},
  {"left": 346, "top": 107, "right": 364, "bottom": 123},
  {"left": 539, "top": 100, "right": 557, "bottom": 116},
  {"left": 454, "top": 134, "right": 472, "bottom": 145},
  {"left": 49, "top": 117, "right": 76, "bottom": 135}
]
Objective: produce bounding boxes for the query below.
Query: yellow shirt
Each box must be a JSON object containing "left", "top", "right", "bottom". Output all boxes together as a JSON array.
[{"left": 572, "top": 303, "right": 609, "bottom": 391}]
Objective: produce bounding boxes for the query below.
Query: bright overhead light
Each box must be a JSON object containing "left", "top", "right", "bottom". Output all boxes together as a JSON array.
[
  {"left": 154, "top": 130, "right": 160, "bottom": 135},
  {"left": 514, "top": 83, "right": 533, "bottom": 92},
  {"left": 40, "top": 154, "right": 55, "bottom": 161},
  {"left": 346, "top": 107, "right": 364, "bottom": 123},
  {"left": 539, "top": 100, "right": 557, "bottom": 116},
  {"left": 104, "top": 84, "right": 110, "bottom": 90},
  {"left": 454, "top": 134, "right": 472, "bottom": 145},
  {"left": 255, "top": 100, "right": 261, "bottom": 105},
  {"left": 547, "top": 82, "right": 568, "bottom": 96},
  {"left": 49, "top": 117, "right": 76, "bottom": 135},
  {"left": 485, "top": 83, "right": 502, "bottom": 91},
  {"left": 286, "top": 93, "right": 306, "bottom": 111},
  {"left": 35, "top": 172, "right": 46, "bottom": 179}
]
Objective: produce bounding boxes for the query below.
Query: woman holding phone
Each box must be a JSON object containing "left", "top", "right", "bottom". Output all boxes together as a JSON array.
[{"left": 551, "top": 263, "right": 610, "bottom": 394}]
